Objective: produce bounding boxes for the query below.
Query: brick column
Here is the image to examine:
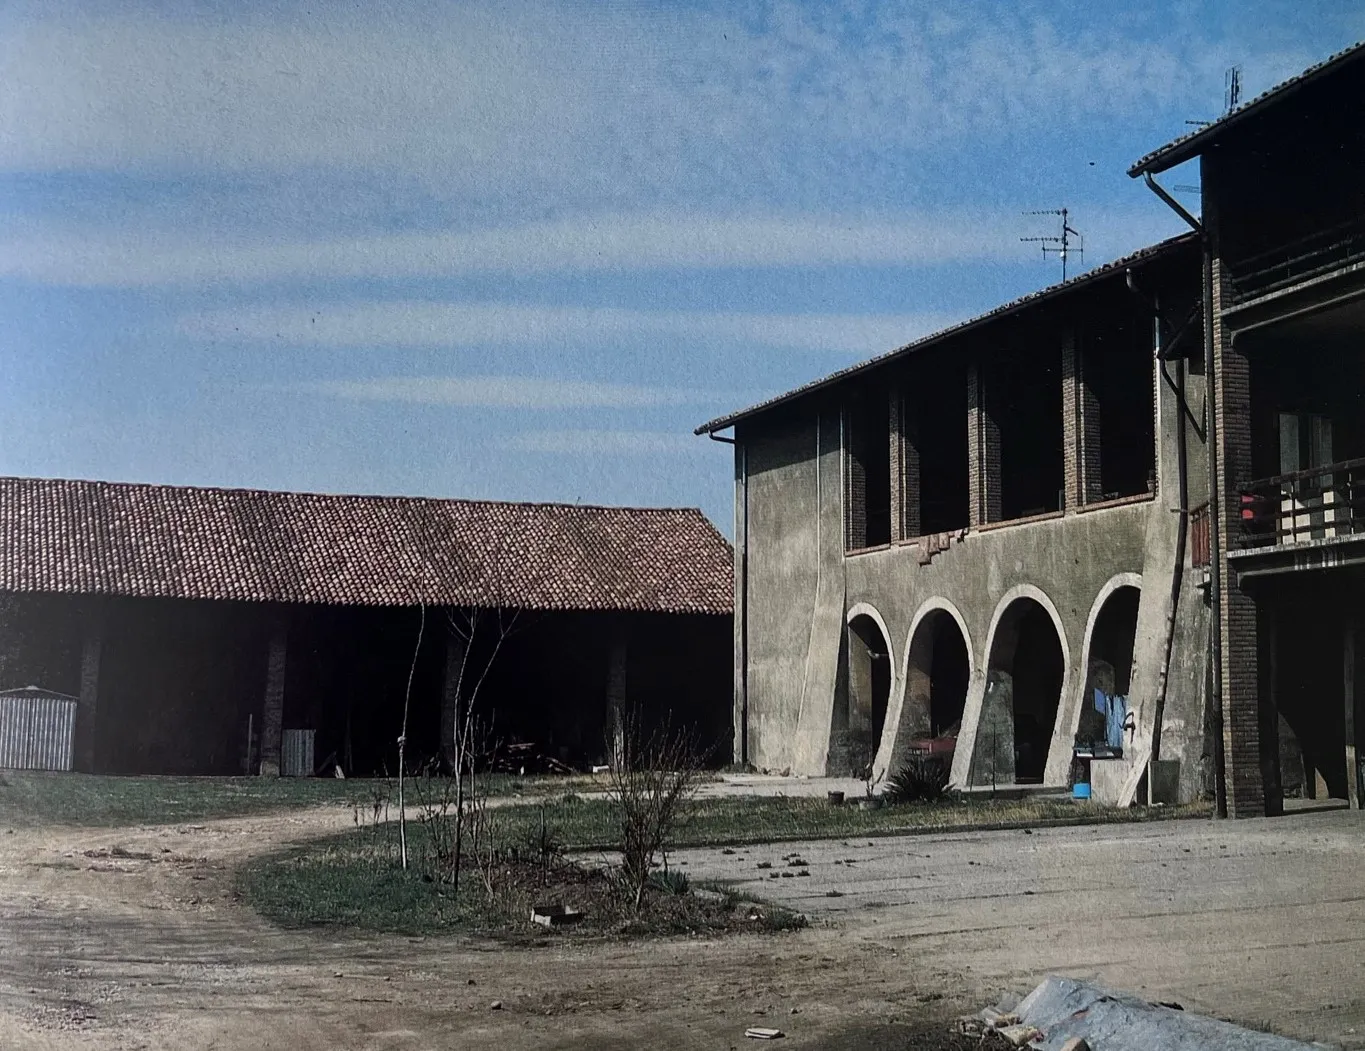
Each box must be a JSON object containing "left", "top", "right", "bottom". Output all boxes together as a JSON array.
[
  {"left": 1211, "top": 256, "right": 1266, "bottom": 817},
  {"left": 73, "top": 603, "right": 103, "bottom": 774},
  {"left": 967, "top": 360, "right": 1000, "bottom": 526},
  {"left": 259, "top": 613, "right": 288, "bottom": 777},
  {"left": 888, "top": 387, "right": 905, "bottom": 541},
  {"left": 440, "top": 620, "right": 466, "bottom": 771},
  {"left": 843, "top": 404, "right": 866, "bottom": 550},
  {"left": 1062, "top": 327, "right": 1102, "bottom": 510},
  {"left": 900, "top": 391, "right": 922, "bottom": 540}
]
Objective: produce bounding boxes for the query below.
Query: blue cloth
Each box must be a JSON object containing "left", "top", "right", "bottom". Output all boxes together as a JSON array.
[
  {"left": 1092, "top": 688, "right": 1129, "bottom": 750},
  {"left": 1106, "top": 694, "right": 1128, "bottom": 750}
]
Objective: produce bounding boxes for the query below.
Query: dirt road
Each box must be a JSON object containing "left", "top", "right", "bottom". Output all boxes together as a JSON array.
[
  {"left": 0, "top": 807, "right": 963, "bottom": 1051},
  {"left": 679, "top": 806, "right": 1365, "bottom": 1048},
  {"left": 1, "top": 804, "right": 1361, "bottom": 1049}
]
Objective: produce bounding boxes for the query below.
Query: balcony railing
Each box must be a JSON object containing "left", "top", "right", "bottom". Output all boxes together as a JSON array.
[
  {"left": 1227, "top": 214, "right": 1365, "bottom": 304},
  {"left": 1235, "top": 457, "right": 1365, "bottom": 550}
]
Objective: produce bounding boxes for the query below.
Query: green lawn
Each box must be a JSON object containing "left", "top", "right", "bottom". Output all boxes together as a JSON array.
[
  {"left": 0, "top": 769, "right": 1211, "bottom": 837},
  {"left": 237, "top": 792, "right": 1210, "bottom": 938},
  {"left": 0, "top": 770, "right": 610, "bottom": 828},
  {"left": 488, "top": 792, "right": 1212, "bottom": 852}
]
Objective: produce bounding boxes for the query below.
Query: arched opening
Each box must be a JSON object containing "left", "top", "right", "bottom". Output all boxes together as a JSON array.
[
  {"left": 1079, "top": 586, "right": 1140, "bottom": 756},
  {"left": 891, "top": 607, "right": 971, "bottom": 774},
  {"left": 972, "top": 597, "right": 1065, "bottom": 785},
  {"left": 830, "top": 613, "right": 891, "bottom": 776}
]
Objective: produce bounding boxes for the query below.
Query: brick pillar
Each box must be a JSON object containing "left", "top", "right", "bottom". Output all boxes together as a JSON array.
[
  {"left": 1212, "top": 256, "right": 1266, "bottom": 817},
  {"left": 73, "top": 604, "right": 103, "bottom": 773},
  {"left": 844, "top": 403, "right": 867, "bottom": 550},
  {"left": 440, "top": 621, "right": 466, "bottom": 771},
  {"left": 1062, "top": 328, "right": 1102, "bottom": 510},
  {"left": 967, "top": 360, "right": 1000, "bottom": 526},
  {"left": 900, "top": 391, "right": 922, "bottom": 540},
  {"left": 259, "top": 613, "right": 288, "bottom": 777},
  {"left": 607, "top": 621, "right": 629, "bottom": 765},
  {"left": 888, "top": 387, "right": 906, "bottom": 541}
]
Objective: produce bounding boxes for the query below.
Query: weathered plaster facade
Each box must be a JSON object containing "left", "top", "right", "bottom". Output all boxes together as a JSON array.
[{"left": 715, "top": 239, "right": 1213, "bottom": 802}]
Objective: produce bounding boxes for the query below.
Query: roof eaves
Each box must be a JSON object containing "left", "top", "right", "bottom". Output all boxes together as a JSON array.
[
  {"left": 1128, "top": 40, "right": 1365, "bottom": 177},
  {"left": 694, "top": 232, "right": 1198, "bottom": 436}
]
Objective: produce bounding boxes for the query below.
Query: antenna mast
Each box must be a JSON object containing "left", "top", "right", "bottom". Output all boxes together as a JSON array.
[{"left": 1021, "top": 208, "right": 1084, "bottom": 282}]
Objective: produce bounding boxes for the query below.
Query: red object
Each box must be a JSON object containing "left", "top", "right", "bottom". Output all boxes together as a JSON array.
[{"left": 908, "top": 736, "right": 956, "bottom": 758}]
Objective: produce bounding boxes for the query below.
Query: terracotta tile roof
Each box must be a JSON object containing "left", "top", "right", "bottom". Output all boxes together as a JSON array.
[
  {"left": 1128, "top": 40, "right": 1365, "bottom": 176},
  {"left": 0, "top": 476, "right": 733, "bottom": 615},
  {"left": 695, "top": 232, "right": 1198, "bottom": 435}
]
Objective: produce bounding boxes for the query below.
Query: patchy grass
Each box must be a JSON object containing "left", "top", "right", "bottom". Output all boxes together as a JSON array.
[
  {"left": 0, "top": 770, "right": 1209, "bottom": 839},
  {"left": 490, "top": 793, "right": 1213, "bottom": 852},
  {"left": 0, "top": 770, "right": 612, "bottom": 829},
  {"left": 237, "top": 791, "right": 1207, "bottom": 940},
  {"left": 238, "top": 826, "right": 806, "bottom": 940}
]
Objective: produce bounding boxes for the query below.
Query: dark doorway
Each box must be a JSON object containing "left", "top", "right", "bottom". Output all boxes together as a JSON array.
[
  {"left": 830, "top": 614, "right": 892, "bottom": 776},
  {"left": 973, "top": 597, "right": 1065, "bottom": 785}
]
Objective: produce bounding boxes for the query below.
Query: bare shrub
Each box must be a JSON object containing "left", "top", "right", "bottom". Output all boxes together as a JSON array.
[{"left": 607, "top": 717, "right": 708, "bottom": 912}]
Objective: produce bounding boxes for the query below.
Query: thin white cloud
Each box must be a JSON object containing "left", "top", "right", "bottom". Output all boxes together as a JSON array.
[
  {"left": 504, "top": 429, "right": 699, "bottom": 456},
  {"left": 0, "top": 207, "right": 1183, "bottom": 288},
  {"left": 0, "top": 1, "right": 1301, "bottom": 206},
  {"left": 296, "top": 375, "right": 718, "bottom": 410},
  {"left": 177, "top": 300, "right": 961, "bottom": 357}
]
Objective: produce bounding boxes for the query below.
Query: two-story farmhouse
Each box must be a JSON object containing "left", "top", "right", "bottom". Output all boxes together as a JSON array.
[
  {"left": 1132, "top": 42, "right": 1365, "bottom": 817},
  {"left": 700, "top": 42, "right": 1365, "bottom": 817}
]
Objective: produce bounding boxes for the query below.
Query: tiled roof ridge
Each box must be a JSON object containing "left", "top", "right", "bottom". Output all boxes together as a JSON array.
[
  {"left": 0, "top": 475, "right": 732, "bottom": 614},
  {"left": 0, "top": 474, "right": 706, "bottom": 518}
]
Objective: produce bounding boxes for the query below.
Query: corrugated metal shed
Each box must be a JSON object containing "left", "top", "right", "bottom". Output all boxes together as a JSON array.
[
  {"left": 281, "top": 729, "right": 315, "bottom": 778},
  {"left": 0, "top": 686, "right": 78, "bottom": 772}
]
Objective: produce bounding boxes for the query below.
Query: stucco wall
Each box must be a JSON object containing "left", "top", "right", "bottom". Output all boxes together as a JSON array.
[{"left": 738, "top": 368, "right": 1213, "bottom": 800}]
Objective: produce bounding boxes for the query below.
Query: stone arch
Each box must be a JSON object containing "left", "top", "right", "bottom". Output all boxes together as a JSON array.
[
  {"left": 829, "top": 602, "right": 895, "bottom": 777},
  {"left": 969, "top": 585, "right": 1071, "bottom": 786},
  {"left": 1072, "top": 574, "right": 1143, "bottom": 748},
  {"left": 874, "top": 598, "right": 974, "bottom": 779}
]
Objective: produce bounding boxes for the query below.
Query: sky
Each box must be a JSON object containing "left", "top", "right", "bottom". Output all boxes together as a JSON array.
[{"left": 1, "top": 1, "right": 1361, "bottom": 533}]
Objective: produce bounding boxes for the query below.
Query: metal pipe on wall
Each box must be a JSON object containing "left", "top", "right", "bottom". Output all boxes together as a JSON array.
[
  {"left": 1142, "top": 171, "right": 1228, "bottom": 818},
  {"left": 709, "top": 429, "right": 748, "bottom": 766}
]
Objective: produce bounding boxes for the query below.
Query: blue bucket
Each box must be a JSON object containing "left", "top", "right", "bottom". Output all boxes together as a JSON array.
[{"left": 1072, "top": 782, "right": 1092, "bottom": 800}]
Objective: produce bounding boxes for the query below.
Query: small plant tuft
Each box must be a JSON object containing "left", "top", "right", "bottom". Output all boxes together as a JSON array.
[
  {"left": 884, "top": 753, "right": 952, "bottom": 805},
  {"left": 648, "top": 868, "right": 690, "bottom": 895}
]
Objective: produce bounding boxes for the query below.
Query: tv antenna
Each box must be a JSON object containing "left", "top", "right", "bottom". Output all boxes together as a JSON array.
[
  {"left": 1186, "top": 64, "right": 1243, "bottom": 126},
  {"left": 1021, "top": 208, "right": 1084, "bottom": 282},
  {"left": 1225, "top": 65, "right": 1242, "bottom": 113}
]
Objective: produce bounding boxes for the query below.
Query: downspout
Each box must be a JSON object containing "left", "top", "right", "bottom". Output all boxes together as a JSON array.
[
  {"left": 1142, "top": 171, "right": 1228, "bottom": 819},
  {"left": 709, "top": 429, "right": 748, "bottom": 766},
  {"left": 1125, "top": 275, "right": 1188, "bottom": 767}
]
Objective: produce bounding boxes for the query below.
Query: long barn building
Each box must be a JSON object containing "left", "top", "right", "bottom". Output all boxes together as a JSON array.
[{"left": 0, "top": 476, "right": 734, "bottom": 776}]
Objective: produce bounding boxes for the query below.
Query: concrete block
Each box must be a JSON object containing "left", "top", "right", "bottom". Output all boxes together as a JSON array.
[
  {"left": 1090, "top": 757, "right": 1129, "bottom": 804},
  {"left": 1149, "top": 759, "right": 1180, "bottom": 804}
]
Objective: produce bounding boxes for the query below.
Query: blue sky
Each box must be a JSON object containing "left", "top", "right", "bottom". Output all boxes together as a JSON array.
[{"left": 1, "top": 1, "right": 1360, "bottom": 532}]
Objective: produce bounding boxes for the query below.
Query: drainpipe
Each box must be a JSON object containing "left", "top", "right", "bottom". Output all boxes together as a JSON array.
[
  {"left": 1142, "top": 172, "right": 1228, "bottom": 819},
  {"left": 1125, "top": 275, "right": 1189, "bottom": 767},
  {"left": 709, "top": 429, "right": 748, "bottom": 766}
]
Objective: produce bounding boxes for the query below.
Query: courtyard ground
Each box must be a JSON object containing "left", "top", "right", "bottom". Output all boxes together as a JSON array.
[{"left": 0, "top": 790, "right": 1361, "bottom": 1049}]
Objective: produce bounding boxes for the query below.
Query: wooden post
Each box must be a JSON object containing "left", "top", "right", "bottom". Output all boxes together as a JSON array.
[
  {"left": 1346, "top": 619, "right": 1359, "bottom": 808},
  {"left": 441, "top": 621, "right": 467, "bottom": 771},
  {"left": 73, "top": 603, "right": 103, "bottom": 773},
  {"left": 259, "top": 613, "right": 288, "bottom": 777},
  {"left": 607, "top": 620, "right": 629, "bottom": 766}
]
